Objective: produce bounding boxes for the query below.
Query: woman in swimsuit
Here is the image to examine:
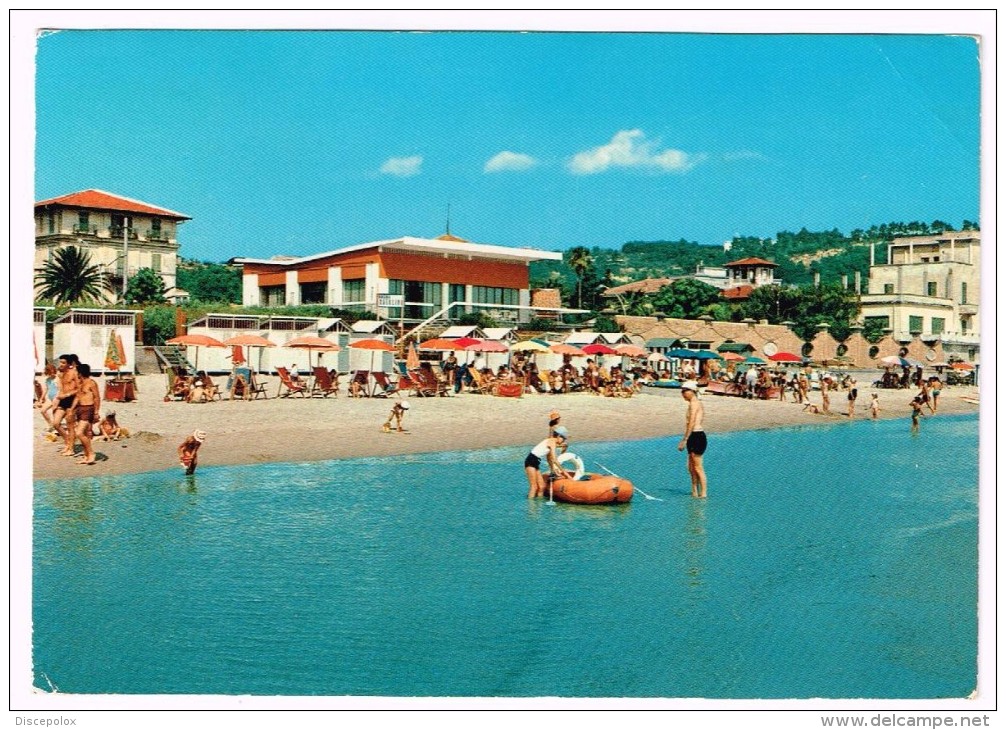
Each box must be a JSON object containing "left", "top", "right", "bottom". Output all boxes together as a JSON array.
[{"left": 524, "top": 426, "right": 572, "bottom": 499}]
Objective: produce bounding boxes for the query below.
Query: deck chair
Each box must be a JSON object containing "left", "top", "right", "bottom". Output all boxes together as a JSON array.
[
  {"left": 229, "top": 367, "right": 268, "bottom": 400},
  {"left": 370, "top": 371, "right": 397, "bottom": 398},
  {"left": 348, "top": 370, "right": 371, "bottom": 398},
  {"left": 466, "top": 366, "right": 493, "bottom": 395},
  {"left": 310, "top": 367, "right": 340, "bottom": 397},
  {"left": 414, "top": 368, "right": 448, "bottom": 397},
  {"left": 394, "top": 361, "right": 420, "bottom": 392},
  {"left": 275, "top": 366, "right": 308, "bottom": 398}
]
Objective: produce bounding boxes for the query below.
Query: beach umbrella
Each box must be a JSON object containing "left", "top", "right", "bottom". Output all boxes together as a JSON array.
[
  {"left": 646, "top": 352, "right": 669, "bottom": 363},
  {"left": 418, "top": 337, "right": 461, "bottom": 351},
  {"left": 745, "top": 356, "right": 766, "bottom": 364},
  {"left": 464, "top": 339, "right": 509, "bottom": 353},
  {"left": 451, "top": 336, "right": 481, "bottom": 349},
  {"left": 768, "top": 352, "right": 802, "bottom": 363},
  {"left": 349, "top": 338, "right": 396, "bottom": 377},
  {"left": 550, "top": 343, "right": 588, "bottom": 357},
  {"left": 511, "top": 340, "right": 550, "bottom": 353},
  {"left": 582, "top": 343, "right": 619, "bottom": 356},
  {"left": 614, "top": 343, "right": 647, "bottom": 358},
  {"left": 223, "top": 334, "right": 276, "bottom": 373},
  {"left": 284, "top": 335, "right": 340, "bottom": 369},
  {"left": 721, "top": 352, "right": 745, "bottom": 362},
  {"left": 666, "top": 348, "right": 696, "bottom": 359},
  {"left": 166, "top": 333, "right": 227, "bottom": 371},
  {"left": 951, "top": 362, "right": 974, "bottom": 370},
  {"left": 691, "top": 351, "right": 723, "bottom": 360},
  {"left": 406, "top": 342, "right": 421, "bottom": 370}
]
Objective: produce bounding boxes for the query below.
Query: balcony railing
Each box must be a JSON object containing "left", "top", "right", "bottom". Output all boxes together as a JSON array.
[
  {"left": 72, "top": 225, "right": 96, "bottom": 235},
  {"left": 145, "top": 229, "right": 169, "bottom": 241},
  {"left": 110, "top": 227, "right": 139, "bottom": 240}
]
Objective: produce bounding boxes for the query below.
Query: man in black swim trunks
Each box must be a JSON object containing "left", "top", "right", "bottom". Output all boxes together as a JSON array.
[
  {"left": 677, "top": 380, "right": 708, "bottom": 498},
  {"left": 52, "top": 353, "right": 80, "bottom": 457}
]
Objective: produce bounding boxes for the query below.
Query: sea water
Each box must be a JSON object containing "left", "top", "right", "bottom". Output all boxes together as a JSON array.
[{"left": 31, "top": 414, "right": 979, "bottom": 698}]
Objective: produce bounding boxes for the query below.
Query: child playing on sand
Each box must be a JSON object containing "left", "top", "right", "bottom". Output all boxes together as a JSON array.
[
  {"left": 178, "top": 430, "right": 206, "bottom": 474},
  {"left": 97, "top": 411, "right": 123, "bottom": 441},
  {"left": 382, "top": 401, "right": 410, "bottom": 432}
]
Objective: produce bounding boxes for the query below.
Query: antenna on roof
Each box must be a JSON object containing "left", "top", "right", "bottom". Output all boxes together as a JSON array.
[{"left": 445, "top": 203, "right": 451, "bottom": 236}]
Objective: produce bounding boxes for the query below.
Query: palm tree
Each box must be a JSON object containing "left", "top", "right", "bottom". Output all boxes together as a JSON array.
[
  {"left": 567, "top": 246, "right": 593, "bottom": 308},
  {"left": 34, "top": 245, "right": 111, "bottom": 304}
]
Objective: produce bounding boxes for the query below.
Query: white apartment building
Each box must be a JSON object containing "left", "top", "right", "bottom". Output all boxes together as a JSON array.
[{"left": 860, "top": 230, "right": 980, "bottom": 362}]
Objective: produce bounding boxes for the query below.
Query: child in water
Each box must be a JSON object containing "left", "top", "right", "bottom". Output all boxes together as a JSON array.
[
  {"left": 178, "top": 430, "right": 206, "bottom": 474},
  {"left": 869, "top": 393, "right": 880, "bottom": 419},
  {"left": 382, "top": 401, "right": 410, "bottom": 432}
]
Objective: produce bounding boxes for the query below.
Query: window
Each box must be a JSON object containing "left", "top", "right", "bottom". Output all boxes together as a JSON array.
[
  {"left": 883, "top": 283, "right": 894, "bottom": 295},
  {"left": 300, "top": 282, "right": 326, "bottom": 304},
  {"left": 341, "top": 279, "right": 366, "bottom": 311},
  {"left": 151, "top": 218, "right": 162, "bottom": 237},
  {"left": 77, "top": 211, "right": 89, "bottom": 233},
  {"left": 865, "top": 315, "right": 889, "bottom": 330},
  {"left": 48, "top": 212, "right": 55, "bottom": 234},
  {"left": 151, "top": 253, "right": 162, "bottom": 273},
  {"left": 449, "top": 283, "right": 466, "bottom": 305},
  {"left": 927, "top": 282, "right": 937, "bottom": 297},
  {"left": 472, "top": 286, "right": 518, "bottom": 307},
  {"left": 908, "top": 315, "right": 923, "bottom": 333},
  {"left": 961, "top": 282, "right": 967, "bottom": 304},
  {"left": 259, "top": 285, "right": 286, "bottom": 306},
  {"left": 960, "top": 318, "right": 968, "bottom": 334},
  {"left": 931, "top": 317, "right": 945, "bottom": 335}
]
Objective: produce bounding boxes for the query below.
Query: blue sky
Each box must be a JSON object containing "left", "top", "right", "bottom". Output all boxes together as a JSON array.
[{"left": 34, "top": 29, "right": 980, "bottom": 262}]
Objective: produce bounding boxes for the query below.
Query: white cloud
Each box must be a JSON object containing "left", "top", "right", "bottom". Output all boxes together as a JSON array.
[
  {"left": 567, "top": 129, "right": 701, "bottom": 175},
  {"left": 484, "top": 151, "right": 537, "bottom": 173},
  {"left": 380, "top": 155, "right": 423, "bottom": 177}
]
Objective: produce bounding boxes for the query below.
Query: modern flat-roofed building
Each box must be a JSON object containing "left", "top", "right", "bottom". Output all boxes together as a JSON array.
[
  {"left": 233, "top": 233, "right": 563, "bottom": 326},
  {"left": 859, "top": 230, "right": 980, "bottom": 363}
]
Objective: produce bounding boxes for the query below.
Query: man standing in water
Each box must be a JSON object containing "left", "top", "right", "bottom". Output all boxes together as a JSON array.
[{"left": 677, "top": 380, "right": 707, "bottom": 498}]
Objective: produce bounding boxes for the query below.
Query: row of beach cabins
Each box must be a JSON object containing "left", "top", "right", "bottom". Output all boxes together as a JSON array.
[{"left": 32, "top": 308, "right": 647, "bottom": 379}]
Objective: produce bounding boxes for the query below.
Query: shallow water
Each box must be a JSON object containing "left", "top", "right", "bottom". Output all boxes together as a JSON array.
[{"left": 32, "top": 414, "right": 978, "bottom": 698}]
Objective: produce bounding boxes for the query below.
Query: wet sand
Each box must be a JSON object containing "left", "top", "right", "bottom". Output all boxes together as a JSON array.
[{"left": 32, "top": 374, "right": 979, "bottom": 480}]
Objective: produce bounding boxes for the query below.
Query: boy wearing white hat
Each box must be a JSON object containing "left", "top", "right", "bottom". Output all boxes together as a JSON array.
[
  {"left": 677, "top": 381, "right": 708, "bottom": 498},
  {"left": 382, "top": 401, "right": 410, "bottom": 433}
]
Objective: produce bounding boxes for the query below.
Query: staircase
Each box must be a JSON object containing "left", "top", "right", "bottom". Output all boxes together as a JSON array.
[{"left": 154, "top": 345, "right": 196, "bottom": 374}]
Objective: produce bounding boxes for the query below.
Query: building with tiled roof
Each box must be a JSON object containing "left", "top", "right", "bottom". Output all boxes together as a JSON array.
[
  {"left": 35, "top": 189, "right": 191, "bottom": 303},
  {"left": 602, "top": 277, "right": 673, "bottom": 297}
]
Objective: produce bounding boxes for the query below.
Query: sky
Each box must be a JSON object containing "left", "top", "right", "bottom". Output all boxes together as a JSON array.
[{"left": 28, "top": 16, "right": 983, "bottom": 264}]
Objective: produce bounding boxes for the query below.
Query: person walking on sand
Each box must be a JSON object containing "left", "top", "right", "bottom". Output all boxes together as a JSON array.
[
  {"left": 524, "top": 425, "right": 573, "bottom": 499},
  {"left": 820, "top": 377, "right": 832, "bottom": 414},
  {"left": 52, "top": 354, "right": 80, "bottom": 456},
  {"left": 677, "top": 380, "right": 707, "bottom": 499},
  {"left": 178, "top": 430, "right": 206, "bottom": 475},
  {"left": 73, "top": 363, "right": 101, "bottom": 465},
  {"left": 846, "top": 378, "right": 858, "bottom": 418}
]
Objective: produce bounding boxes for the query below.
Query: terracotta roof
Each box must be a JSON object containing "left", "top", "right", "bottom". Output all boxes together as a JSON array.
[
  {"left": 724, "top": 257, "right": 776, "bottom": 267},
  {"left": 436, "top": 233, "right": 469, "bottom": 242},
  {"left": 603, "top": 277, "right": 672, "bottom": 296},
  {"left": 721, "top": 285, "right": 754, "bottom": 300},
  {"left": 34, "top": 189, "right": 191, "bottom": 219}
]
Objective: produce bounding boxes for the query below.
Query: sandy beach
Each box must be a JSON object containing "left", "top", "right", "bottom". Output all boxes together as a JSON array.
[{"left": 32, "top": 373, "right": 979, "bottom": 481}]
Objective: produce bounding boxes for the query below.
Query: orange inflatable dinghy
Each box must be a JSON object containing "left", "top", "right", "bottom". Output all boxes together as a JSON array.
[{"left": 549, "top": 473, "right": 634, "bottom": 504}]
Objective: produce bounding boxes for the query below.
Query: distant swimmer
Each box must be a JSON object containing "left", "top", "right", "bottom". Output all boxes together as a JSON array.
[
  {"left": 909, "top": 396, "right": 924, "bottom": 435},
  {"left": 677, "top": 381, "right": 707, "bottom": 499}
]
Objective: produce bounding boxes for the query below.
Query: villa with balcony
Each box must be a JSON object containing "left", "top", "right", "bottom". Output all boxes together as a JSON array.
[
  {"left": 34, "top": 189, "right": 191, "bottom": 303},
  {"left": 859, "top": 230, "right": 980, "bottom": 363}
]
